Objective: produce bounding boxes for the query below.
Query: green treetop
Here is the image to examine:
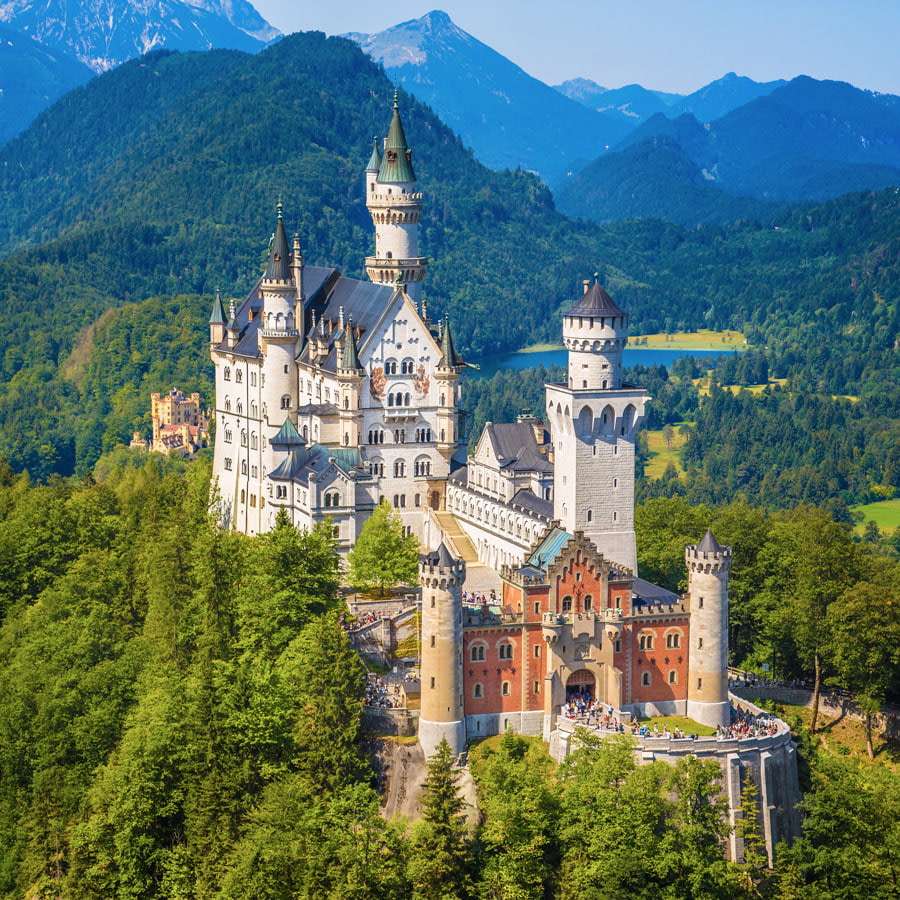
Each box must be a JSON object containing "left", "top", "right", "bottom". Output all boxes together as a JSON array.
[{"left": 347, "top": 499, "right": 419, "bottom": 598}]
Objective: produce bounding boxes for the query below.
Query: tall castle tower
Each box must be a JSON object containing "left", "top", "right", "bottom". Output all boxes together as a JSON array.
[
  {"left": 259, "top": 203, "right": 303, "bottom": 471},
  {"left": 685, "top": 530, "right": 732, "bottom": 728},
  {"left": 545, "top": 278, "right": 647, "bottom": 572},
  {"left": 419, "top": 543, "right": 466, "bottom": 758},
  {"left": 365, "top": 92, "right": 428, "bottom": 301}
]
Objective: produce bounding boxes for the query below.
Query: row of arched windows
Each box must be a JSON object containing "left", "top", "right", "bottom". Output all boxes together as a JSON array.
[
  {"left": 387, "top": 391, "right": 411, "bottom": 407},
  {"left": 469, "top": 639, "right": 514, "bottom": 662},
  {"left": 639, "top": 671, "right": 679, "bottom": 687},
  {"left": 383, "top": 358, "right": 415, "bottom": 375},
  {"left": 637, "top": 630, "right": 682, "bottom": 651}
]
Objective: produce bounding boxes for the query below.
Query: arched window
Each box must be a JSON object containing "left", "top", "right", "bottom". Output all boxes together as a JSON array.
[
  {"left": 641, "top": 672, "right": 651, "bottom": 687},
  {"left": 501, "top": 681, "right": 510, "bottom": 696},
  {"left": 470, "top": 644, "right": 486, "bottom": 662},
  {"left": 344, "top": 397, "right": 349, "bottom": 410},
  {"left": 225, "top": 397, "right": 232, "bottom": 412},
  {"left": 586, "top": 509, "right": 592, "bottom": 523},
  {"left": 584, "top": 594, "right": 592, "bottom": 611},
  {"left": 561, "top": 595, "right": 573, "bottom": 613},
  {"left": 473, "top": 683, "right": 483, "bottom": 698},
  {"left": 240, "top": 430, "right": 247, "bottom": 447},
  {"left": 250, "top": 433, "right": 258, "bottom": 450},
  {"left": 275, "top": 485, "right": 287, "bottom": 499},
  {"left": 666, "top": 632, "right": 681, "bottom": 649},
  {"left": 369, "top": 459, "right": 384, "bottom": 476},
  {"left": 639, "top": 633, "right": 654, "bottom": 651},
  {"left": 250, "top": 402, "right": 258, "bottom": 418},
  {"left": 668, "top": 670, "right": 678, "bottom": 685},
  {"left": 401, "top": 358, "right": 414, "bottom": 374},
  {"left": 281, "top": 395, "right": 291, "bottom": 410},
  {"left": 224, "top": 458, "right": 232, "bottom": 470},
  {"left": 241, "top": 460, "right": 248, "bottom": 475},
  {"left": 394, "top": 459, "right": 406, "bottom": 478},
  {"left": 236, "top": 400, "right": 243, "bottom": 415},
  {"left": 385, "top": 359, "right": 397, "bottom": 375},
  {"left": 498, "top": 642, "right": 513, "bottom": 660},
  {"left": 224, "top": 428, "right": 232, "bottom": 443},
  {"left": 324, "top": 490, "right": 340, "bottom": 508},
  {"left": 223, "top": 367, "right": 231, "bottom": 381},
  {"left": 235, "top": 370, "right": 243, "bottom": 383}
]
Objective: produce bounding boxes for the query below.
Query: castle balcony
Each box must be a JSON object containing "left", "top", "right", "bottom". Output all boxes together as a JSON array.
[
  {"left": 384, "top": 406, "right": 419, "bottom": 420},
  {"left": 368, "top": 192, "right": 423, "bottom": 204},
  {"left": 365, "top": 256, "right": 428, "bottom": 270},
  {"left": 542, "top": 612, "right": 564, "bottom": 643},
  {"left": 260, "top": 328, "right": 300, "bottom": 340}
]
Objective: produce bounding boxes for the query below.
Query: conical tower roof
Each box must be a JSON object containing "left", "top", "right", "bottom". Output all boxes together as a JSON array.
[
  {"left": 377, "top": 91, "right": 416, "bottom": 183},
  {"left": 340, "top": 317, "right": 362, "bottom": 372},
  {"left": 439, "top": 316, "right": 463, "bottom": 368},
  {"left": 209, "top": 289, "right": 227, "bottom": 325},
  {"left": 697, "top": 529, "right": 723, "bottom": 553},
  {"left": 421, "top": 541, "right": 457, "bottom": 568},
  {"left": 271, "top": 418, "right": 305, "bottom": 449},
  {"left": 365, "top": 136, "right": 382, "bottom": 172},
  {"left": 264, "top": 201, "right": 291, "bottom": 282},
  {"left": 564, "top": 276, "right": 628, "bottom": 318}
]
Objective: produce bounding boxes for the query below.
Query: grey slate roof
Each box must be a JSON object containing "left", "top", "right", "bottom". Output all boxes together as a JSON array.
[
  {"left": 697, "top": 529, "right": 723, "bottom": 553},
  {"left": 485, "top": 423, "right": 553, "bottom": 473},
  {"left": 564, "top": 279, "right": 628, "bottom": 318},
  {"left": 509, "top": 489, "right": 553, "bottom": 518},
  {"left": 265, "top": 204, "right": 292, "bottom": 282},
  {"left": 421, "top": 542, "right": 457, "bottom": 568},
  {"left": 632, "top": 577, "right": 680, "bottom": 605}
]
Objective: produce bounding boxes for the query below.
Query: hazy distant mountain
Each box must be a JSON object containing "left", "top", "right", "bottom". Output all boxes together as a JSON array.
[
  {"left": 0, "top": 23, "right": 94, "bottom": 144},
  {"left": 555, "top": 77, "right": 680, "bottom": 122},
  {"left": 675, "top": 72, "right": 787, "bottom": 122},
  {"left": 347, "top": 9, "right": 633, "bottom": 184},
  {"left": 0, "top": 0, "right": 280, "bottom": 72},
  {"left": 557, "top": 72, "right": 785, "bottom": 127},
  {"left": 557, "top": 75, "right": 900, "bottom": 223}
]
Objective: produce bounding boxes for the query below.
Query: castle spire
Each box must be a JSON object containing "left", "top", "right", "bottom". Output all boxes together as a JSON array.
[
  {"left": 439, "top": 316, "right": 463, "bottom": 368},
  {"left": 340, "top": 316, "right": 362, "bottom": 373},
  {"left": 264, "top": 200, "right": 291, "bottom": 282},
  {"left": 377, "top": 90, "right": 416, "bottom": 183},
  {"left": 365, "top": 135, "right": 382, "bottom": 173}
]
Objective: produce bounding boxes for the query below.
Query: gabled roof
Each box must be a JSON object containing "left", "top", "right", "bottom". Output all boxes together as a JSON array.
[
  {"left": 483, "top": 422, "right": 552, "bottom": 473},
  {"left": 564, "top": 278, "right": 628, "bottom": 318},
  {"left": 377, "top": 91, "right": 416, "bottom": 183},
  {"left": 526, "top": 525, "right": 573, "bottom": 571}
]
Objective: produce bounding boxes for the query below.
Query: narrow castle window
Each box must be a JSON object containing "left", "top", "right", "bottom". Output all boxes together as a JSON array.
[
  {"left": 669, "top": 671, "right": 678, "bottom": 685},
  {"left": 501, "top": 682, "right": 510, "bottom": 696},
  {"left": 236, "top": 370, "right": 243, "bottom": 383},
  {"left": 473, "top": 683, "right": 483, "bottom": 698},
  {"left": 641, "top": 672, "right": 651, "bottom": 686}
]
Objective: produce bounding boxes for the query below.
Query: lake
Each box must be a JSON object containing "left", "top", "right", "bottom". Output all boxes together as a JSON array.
[{"left": 471, "top": 346, "right": 740, "bottom": 379}]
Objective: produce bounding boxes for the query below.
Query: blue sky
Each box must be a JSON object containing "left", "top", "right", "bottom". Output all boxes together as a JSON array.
[{"left": 252, "top": 1, "right": 900, "bottom": 95}]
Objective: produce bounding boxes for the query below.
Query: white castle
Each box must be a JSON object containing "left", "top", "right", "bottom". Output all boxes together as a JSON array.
[{"left": 209, "top": 95, "right": 644, "bottom": 573}]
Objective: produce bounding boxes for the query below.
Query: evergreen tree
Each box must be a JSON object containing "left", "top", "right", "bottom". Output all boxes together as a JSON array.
[
  {"left": 409, "top": 737, "right": 471, "bottom": 900},
  {"left": 347, "top": 499, "right": 419, "bottom": 598}
]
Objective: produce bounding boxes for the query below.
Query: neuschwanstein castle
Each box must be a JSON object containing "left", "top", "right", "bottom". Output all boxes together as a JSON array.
[
  {"left": 209, "top": 93, "right": 643, "bottom": 573},
  {"left": 208, "top": 96, "right": 802, "bottom": 859}
]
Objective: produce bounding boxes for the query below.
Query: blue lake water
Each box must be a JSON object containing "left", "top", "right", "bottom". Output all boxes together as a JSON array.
[{"left": 471, "top": 346, "right": 741, "bottom": 379}]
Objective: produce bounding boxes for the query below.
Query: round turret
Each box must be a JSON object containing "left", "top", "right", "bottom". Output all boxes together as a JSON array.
[
  {"left": 685, "top": 530, "right": 732, "bottom": 729},
  {"left": 562, "top": 276, "right": 630, "bottom": 390},
  {"left": 418, "top": 542, "right": 466, "bottom": 758}
]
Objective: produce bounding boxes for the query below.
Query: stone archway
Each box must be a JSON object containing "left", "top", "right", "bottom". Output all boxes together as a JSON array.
[{"left": 565, "top": 668, "right": 595, "bottom": 701}]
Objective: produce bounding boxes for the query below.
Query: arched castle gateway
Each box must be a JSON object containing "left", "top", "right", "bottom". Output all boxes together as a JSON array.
[{"left": 208, "top": 95, "right": 801, "bottom": 860}]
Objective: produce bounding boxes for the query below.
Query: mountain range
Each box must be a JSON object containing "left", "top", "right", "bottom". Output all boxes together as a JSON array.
[
  {"left": 346, "top": 9, "right": 634, "bottom": 185},
  {"left": 350, "top": 10, "right": 900, "bottom": 224},
  {"left": 0, "top": 0, "right": 279, "bottom": 144}
]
